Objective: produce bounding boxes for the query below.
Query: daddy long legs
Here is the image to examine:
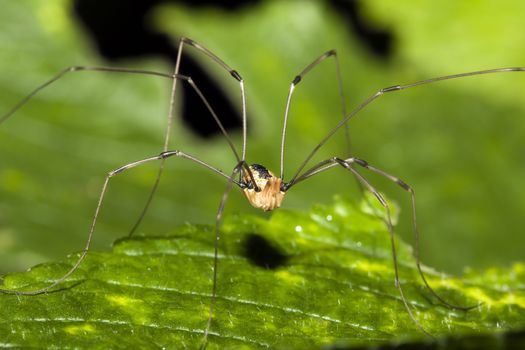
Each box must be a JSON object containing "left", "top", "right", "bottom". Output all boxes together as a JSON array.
[{"left": 1, "top": 37, "right": 524, "bottom": 348}]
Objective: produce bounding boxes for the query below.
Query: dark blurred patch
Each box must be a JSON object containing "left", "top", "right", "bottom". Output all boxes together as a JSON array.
[
  {"left": 72, "top": 0, "right": 391, "bottom": 138},
  {"left": 244, "top": 234, "right": 288, "bottom": 269},
  {"left": 329, "top": 0, "right": 393, "bottom": 59},
  {"left": 324, "top": 328, "right": 525, "bottom": 350},
  {"left": 72, "top": 0, "right": 258, "bottom": 138},
  {"left": 174, "top": 0, "right": 260, "bottom": 10}
]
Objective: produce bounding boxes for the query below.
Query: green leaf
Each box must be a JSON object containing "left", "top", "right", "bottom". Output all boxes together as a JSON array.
[{"left": 1, "top": 196, "right": 524, "bottom": 349}]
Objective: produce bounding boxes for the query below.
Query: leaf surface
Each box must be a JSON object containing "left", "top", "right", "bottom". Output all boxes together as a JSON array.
[{"left": 1, "top": 197, "right": 524, "bottom": 349}]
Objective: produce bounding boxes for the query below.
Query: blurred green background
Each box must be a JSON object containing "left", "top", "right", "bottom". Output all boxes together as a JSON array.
[{"left": 0, "top": 0, "right": 524, "bottom": 276}]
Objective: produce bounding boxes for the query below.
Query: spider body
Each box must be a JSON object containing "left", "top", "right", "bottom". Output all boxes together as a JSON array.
[{"left": 241, "top": 164, "right": 286, "bottom": 211}]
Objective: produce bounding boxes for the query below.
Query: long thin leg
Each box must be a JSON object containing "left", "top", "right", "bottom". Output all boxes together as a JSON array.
[
  {"left": 348, "top": 158, "right": 478, "bottom": 311},
  {"left": 128, "top": 37, "right": 249, "bottom": 237},
  {"left": 0, "top": 150, "right": 238, "bottom": 295},
  {"left": 175, "top": 38, "right": 260, "bottom": 190},
  {"left": 334, "top": 158, "right": 432, "bottom": 337},
  {"left": 0, "top": 66, "right": 172, "bottom": 125},
  {"left": 200, "top": 161, "right": 245, "bottom": 350},
  {"left": 289, "top": 67, "right": 525, "bottom": 184},
  {"left": 279, "top": 49, "right": 350, "bottom": 180},
  {"left": 128, "top": 40, "right": 247, "bottom": 235},
  {"left": 302, "top": 158, "right": 431, "bottom": 336},
  {"left": 176, "top": 38, "right": 248, "bottom": 161},
  {"left": 289, "top": 156, "right": 476, "bottom": 311},
  {"left": 0, "top": 64, "right": 243, "bottom": 236},
  {"left": 0, "top": 66, "right": 241, "bottom": 160}
]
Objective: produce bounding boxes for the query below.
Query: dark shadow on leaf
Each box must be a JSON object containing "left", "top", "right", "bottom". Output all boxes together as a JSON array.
[
  {"left": 243, "top": 234, "right": 289, "bottom": 270},
  {"left": 326, "top": 328, "right": 525, "bottom": 350}
]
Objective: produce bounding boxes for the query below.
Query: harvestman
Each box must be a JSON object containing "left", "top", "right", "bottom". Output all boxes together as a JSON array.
[{"left": 1, "top": 37, "right": 524, "bottom": 347}]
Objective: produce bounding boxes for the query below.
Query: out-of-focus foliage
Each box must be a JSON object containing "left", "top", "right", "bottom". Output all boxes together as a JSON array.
[
  {"left": 156, "top": 0, "right": 525, "bottom": 274},
  {"left": 1, "top": 197, "right": 524, "bottom": 348},
  {"left": 0, "top": 0, "right": 524, "bottom": 279}
]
